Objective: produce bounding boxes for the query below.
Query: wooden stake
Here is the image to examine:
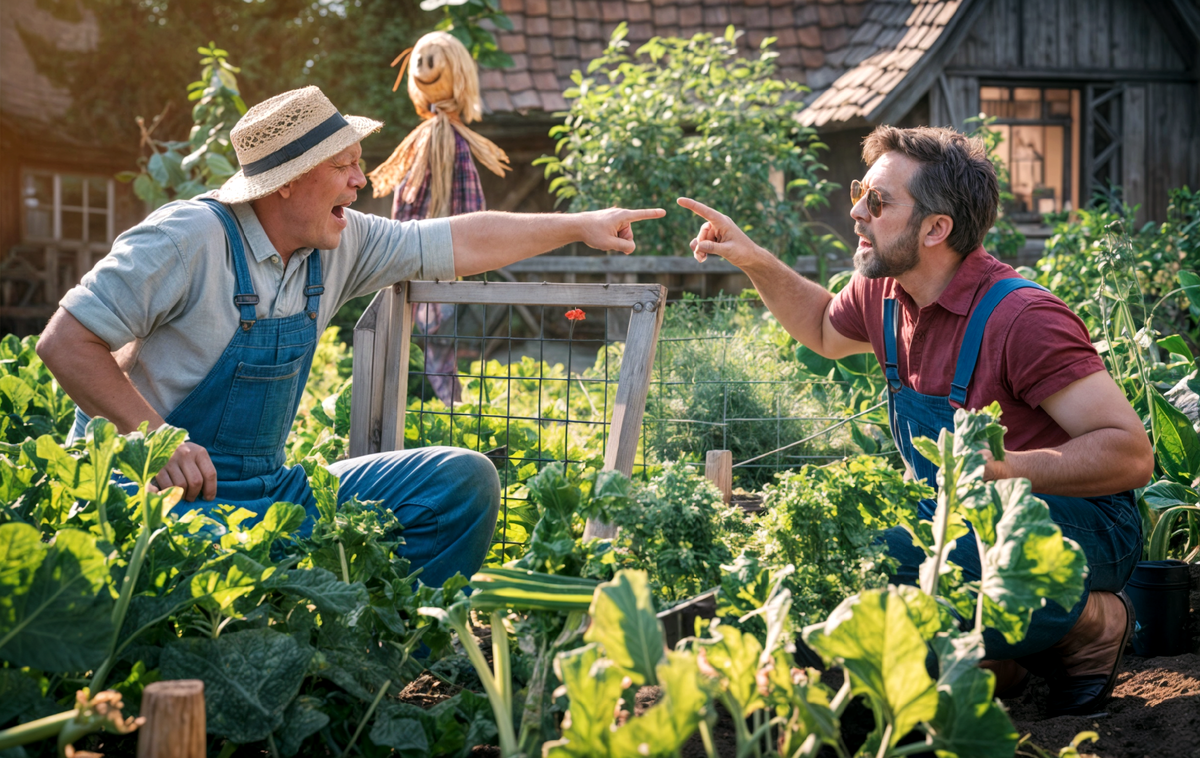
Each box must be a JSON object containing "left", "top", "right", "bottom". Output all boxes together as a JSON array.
[
  {"left": 706, "top": 450, "right": 732, "bottom": 504},
  {"left": 137, "top": 680, "right": 205, "bottom": 758}
]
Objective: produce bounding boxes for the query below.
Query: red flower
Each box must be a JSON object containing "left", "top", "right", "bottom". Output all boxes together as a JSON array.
[{"left": 565, "top": 308, "right": 586, "bottom": 321}]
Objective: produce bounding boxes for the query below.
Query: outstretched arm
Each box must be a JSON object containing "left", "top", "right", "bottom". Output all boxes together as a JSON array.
[
  {"left": 677, "top": 197, "right": 871, "bottom": 359},
  {"left": 448, "top": 208, "right": 666, "bottom": 277},
  {"left": 985, "top": 371, "right": 1154, "bottom": 496}
]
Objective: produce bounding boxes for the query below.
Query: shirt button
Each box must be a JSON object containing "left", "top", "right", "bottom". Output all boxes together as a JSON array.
[{"left": 272, "top": 255, "right": 280, "bottom": 264}]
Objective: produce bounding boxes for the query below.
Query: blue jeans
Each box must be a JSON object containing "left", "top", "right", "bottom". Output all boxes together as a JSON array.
[{"left": 882, "top": 490, "right": 1142, "bottom": 659}]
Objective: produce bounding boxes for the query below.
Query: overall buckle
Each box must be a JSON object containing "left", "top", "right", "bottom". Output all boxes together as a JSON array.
[{"left": 234, "top": 294, "right": 260, "bottom": 306}]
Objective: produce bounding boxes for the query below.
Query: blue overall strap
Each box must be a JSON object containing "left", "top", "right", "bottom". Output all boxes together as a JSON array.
[
  {"left": 197, "top": 198, "right": 259, "bottom": 330},
  {"left": 948, "top": 278, "right": 1048, "bottom": 407},
  {"left": 883, "top": 298, "right": 903, "bottom": 392},
  {"left": 303, "top": 251, "right": 324, "bottom": 317}
]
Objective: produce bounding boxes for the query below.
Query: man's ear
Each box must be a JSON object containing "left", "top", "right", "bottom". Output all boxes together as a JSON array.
[
  {"left": 277, "top": 182, "right": 292, "bottom": 200},
  {"left": 923, "top": 214, "right": 953, "bottom": 248}
]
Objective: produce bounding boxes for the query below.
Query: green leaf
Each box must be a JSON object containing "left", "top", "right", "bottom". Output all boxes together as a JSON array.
[
  {"left": 804, "top": 589, "right": 937, "bottom": 747},
  {"left": 1150, "top": 385, "right": 1200, "bottom": 484},
  {"left": 274, "top": 695, "right": 329, "bottom": 757},
  {"left": 0, "top": 662, "right": 44, "bottom": 724},
  {"left": 85, "top": 417, "right": 124, "bottom": 503},
  {"left": 0, "top": 375, "right": 35, "bottom": 417},
  {"left": 928, "top": 633, "right": 1019, "bottom": 758},
  {"left": 159, "top": 627, "right": 313, "bottom": 743},
  {"left": 0, "top": 525, "right": 114, "bottom": 671},
  {"left": 544, "top": 643, "right": 625, "bottom": 757},
  {"left": 611, "top": 651, "right": 708, "bottom": 756},
  {"left": 116, "top": 423, "right": 187, "bottom": 488},
  {"left": 205, "top": 151, "right": 236, "bottom": 178},
  {"left": 585, "top": 569, "right": 665, "bottom": 686},
  {"left": 265, "top": 568, "right": 367, "bottom": 615},
  {"left": 979, "top": 479, "right": 1087, "bottom": 644},
  {"left": 697, "top": 622, "right": 763, "bottom": 715},
  {"left": 1157, "top": 334, "right": 1194, "bottom": 362},
  {"left": 1140, "top": 479, "right": 1197, "bottom": 511},
  {"left": 1179, "top": 270, "right": 1200, "bottom": 312}
]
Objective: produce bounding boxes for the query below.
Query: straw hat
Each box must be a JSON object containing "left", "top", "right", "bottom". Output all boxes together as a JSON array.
[{"left": 216, "top": 86, "right": 382, "bottom": 204}]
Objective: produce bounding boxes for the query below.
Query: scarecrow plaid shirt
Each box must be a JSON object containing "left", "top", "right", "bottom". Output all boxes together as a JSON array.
[{"left": 393, "top": 131, "right": 486, "bottom": 221}]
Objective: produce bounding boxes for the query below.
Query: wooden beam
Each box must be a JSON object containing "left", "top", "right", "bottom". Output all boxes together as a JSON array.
[
  {"left": 408, "top": 281, "right": 667, "bottom": 308},
  {"left": 349, "top": 289, "right": 384, "bottom": 458},
  {"left": 945, "top": 67, "right": 1196, "bottom": 82},
  {"left": 496, "top": 254, "right": 845, "bottom": 277},
  {"left": 378, "top": 282, "right": 411, "bottom": 452},
  {"left": 585, "top": 288, "right": 667, "bottom": 540}
]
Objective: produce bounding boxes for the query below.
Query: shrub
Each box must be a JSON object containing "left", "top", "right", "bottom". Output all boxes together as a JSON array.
[{"left": 535, "top": 24, "right": 840, "bottom": 264}]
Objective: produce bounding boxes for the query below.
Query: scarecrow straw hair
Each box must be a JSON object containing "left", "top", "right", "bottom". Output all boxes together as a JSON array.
[{"left": 368, "top": 31, "right": 510, "bottom": 217}]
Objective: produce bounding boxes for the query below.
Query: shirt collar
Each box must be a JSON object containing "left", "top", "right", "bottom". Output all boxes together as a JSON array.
[
  {"left": 229, "top": 202, "right": 313, "bottom": 263},
  {"left": 931, "top": 246, "right": 990, "bottom": 316}
]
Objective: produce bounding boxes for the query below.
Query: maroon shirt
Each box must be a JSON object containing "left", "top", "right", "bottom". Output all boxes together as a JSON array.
[{"left": 827, "top": 248, "right": 1106, "bottom": 452}]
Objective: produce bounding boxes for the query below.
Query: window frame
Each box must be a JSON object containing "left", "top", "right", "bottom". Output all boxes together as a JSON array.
[
  {"left": 21, "top": 170, "right": 115, "bottom": 249},
  {"left": 978, "top": 82, "right": 1081, "bottom": 223}
]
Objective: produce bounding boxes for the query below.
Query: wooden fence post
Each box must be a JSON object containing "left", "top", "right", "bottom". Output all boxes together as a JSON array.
[
  {"left": 137, "top": 680, "right": 205, "bottom": 758},
  {"left": 705, "top": 450, "right": 732, "bottom": 504}
]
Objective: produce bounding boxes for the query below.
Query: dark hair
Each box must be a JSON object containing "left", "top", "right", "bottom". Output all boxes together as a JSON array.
[{"left": 861, "top": 125, "right": 998, "bottom": 256}]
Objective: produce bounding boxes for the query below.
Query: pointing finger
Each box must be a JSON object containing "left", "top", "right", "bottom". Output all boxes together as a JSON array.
[
  {"left": 619, "top": 208, "right": 666, "bottom": 223},
  {"left": 677, "top": 197, "right": 726, "bottom": 224}
]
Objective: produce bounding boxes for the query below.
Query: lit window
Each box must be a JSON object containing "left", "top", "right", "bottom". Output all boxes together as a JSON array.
[
  {"left": 979, "top": 86, "right": 1080, "bottom": 222},
  {"left": 22, "top": 171, "right": 114, "bottom": 247}
]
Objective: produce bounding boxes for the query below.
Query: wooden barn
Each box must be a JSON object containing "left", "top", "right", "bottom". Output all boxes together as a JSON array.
[{"left": 473, "top": 0, "right": 1200, "bottom": 266}]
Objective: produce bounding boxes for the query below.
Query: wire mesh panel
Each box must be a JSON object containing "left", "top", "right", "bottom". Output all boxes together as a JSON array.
[{"left": 350, "top": 281, "right": 665, "bottom": 562}]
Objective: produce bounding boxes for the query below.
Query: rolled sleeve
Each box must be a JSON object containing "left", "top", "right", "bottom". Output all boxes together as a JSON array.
[
  {"left": 340, "top": 211, "right": 456, "bottom": 303},
  {"left": 59, "top": 224, "right": 189, "bottom": 351}
]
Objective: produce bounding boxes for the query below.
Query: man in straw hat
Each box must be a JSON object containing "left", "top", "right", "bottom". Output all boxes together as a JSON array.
[{"left": 36, "top": 86, "right": 665, "bottom": 586}]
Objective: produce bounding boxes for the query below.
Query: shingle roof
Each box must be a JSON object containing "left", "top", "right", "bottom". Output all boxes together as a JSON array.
[
  {"left": 483, "top": 0, "right": 967, "bottom": 127},
  {"left": 798, "top": 0, "right": 962, "bottom": 127}
]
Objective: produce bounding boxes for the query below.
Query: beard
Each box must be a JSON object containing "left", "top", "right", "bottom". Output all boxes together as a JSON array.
[{"left": 853, "top": 217, "right": 921, "bottom": 279}]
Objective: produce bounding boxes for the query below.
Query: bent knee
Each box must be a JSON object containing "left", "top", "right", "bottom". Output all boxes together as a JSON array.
[{"left": 437, "top": 447, "right": 500, "bottom": 506}]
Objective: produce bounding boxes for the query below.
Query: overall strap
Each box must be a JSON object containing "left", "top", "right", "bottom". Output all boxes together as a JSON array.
[
  {"left": 883, "top": 298, "right": 903, "bottom": 392},
  {"left": 303, "top": 251, "right": 324, "bottom": 317},
  {"left": 948, "top": 278, "right": 1048, "bottom": 407},
  {"left": 198, "top": 198, "right": 259, "bottom": 331}
]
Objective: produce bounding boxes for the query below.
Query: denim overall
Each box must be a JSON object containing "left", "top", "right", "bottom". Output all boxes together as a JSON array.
[
  {"left": 75, "top": 198, "right": 499, "bottom": 586},
  {"left": 879, "top": 277, "right": 1142, "bottom": 659}
]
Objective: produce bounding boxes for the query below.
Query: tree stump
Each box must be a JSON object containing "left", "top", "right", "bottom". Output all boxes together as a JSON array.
[
  {"left": 137, "top": 680, "right": 205, "bottom": 758},
  {"left": 705, "top": 449, "right": 732, "bottom": 504}
]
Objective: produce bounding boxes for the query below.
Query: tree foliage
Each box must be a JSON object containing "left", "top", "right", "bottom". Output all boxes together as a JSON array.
[
  {"left": 535, "top": 24, "right": 841, "bottom": 263},
  {"left": 20, "top": 0, "right": 431, "bottom": 154}
]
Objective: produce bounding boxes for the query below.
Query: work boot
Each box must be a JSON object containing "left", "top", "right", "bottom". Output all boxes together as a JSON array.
[
  {"left": 980, "top": 659, "right": 1030, "bottom": 699},
  {"left": 1044, "top": 590, "right": 1135, "bottom": 718}
]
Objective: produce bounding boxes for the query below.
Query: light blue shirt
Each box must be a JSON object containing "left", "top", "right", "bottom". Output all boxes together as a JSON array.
[{"left": 60, "top": 196, "right": 455, "bottom": 418}]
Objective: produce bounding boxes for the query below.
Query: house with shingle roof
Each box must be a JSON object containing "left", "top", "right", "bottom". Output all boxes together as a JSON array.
[{"left": 475, "top": 0, "right": 1200, "bottom": 251}]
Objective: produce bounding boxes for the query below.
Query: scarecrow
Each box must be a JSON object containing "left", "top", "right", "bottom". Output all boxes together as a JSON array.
[{"left": 369, "top": 31, "right": 511, "bottom": 402}]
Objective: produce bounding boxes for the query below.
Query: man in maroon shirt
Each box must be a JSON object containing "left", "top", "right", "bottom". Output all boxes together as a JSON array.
[{"left": 679, "top": 125, "right": 1153, "bottom": 718}]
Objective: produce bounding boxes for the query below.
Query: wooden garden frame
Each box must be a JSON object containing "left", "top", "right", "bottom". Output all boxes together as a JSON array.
[{"left": 349, "top": 280, "right": 667, "bottom": 540}]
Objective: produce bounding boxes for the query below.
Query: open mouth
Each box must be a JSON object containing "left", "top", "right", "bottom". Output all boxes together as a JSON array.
[{"left": 332, "top": 205, "right": 345, "bottom": 220}]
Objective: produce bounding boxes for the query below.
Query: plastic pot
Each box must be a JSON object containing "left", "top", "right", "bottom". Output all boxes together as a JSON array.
[{"left": 1125, "top": 559, "right": 1192, "bottom": 657}]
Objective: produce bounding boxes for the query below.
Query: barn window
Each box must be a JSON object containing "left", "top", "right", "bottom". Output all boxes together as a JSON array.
[
  {"left": 21, "top": 171, "right": 114, "bottom": 248},
  {"left": 979, "top": 86, "right": 1081, "bottom": 222}
]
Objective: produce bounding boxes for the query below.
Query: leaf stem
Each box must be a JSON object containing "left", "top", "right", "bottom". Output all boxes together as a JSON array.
[
  {"left": 339, "top": 678, "right": 391, "bottom": 758},
  {"left": 0, "top": 710, "right": 77, "bottom": 750},
  {"left": 338, "top": 540, "right": 351, "bottom": 584}
]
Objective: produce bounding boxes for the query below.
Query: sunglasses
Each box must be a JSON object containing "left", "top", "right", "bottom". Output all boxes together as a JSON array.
[{"left": 851, "top": 180, "right": 917, "bottom": 218}]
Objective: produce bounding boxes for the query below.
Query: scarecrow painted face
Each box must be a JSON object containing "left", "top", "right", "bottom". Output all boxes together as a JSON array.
[{"left": 410, "top": 35, "right": 456, "bottom": 104}]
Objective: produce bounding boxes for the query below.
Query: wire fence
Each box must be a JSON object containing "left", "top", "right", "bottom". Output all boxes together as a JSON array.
[{"left": 401, "top": 294, "right": 885, "bottom": 560}]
